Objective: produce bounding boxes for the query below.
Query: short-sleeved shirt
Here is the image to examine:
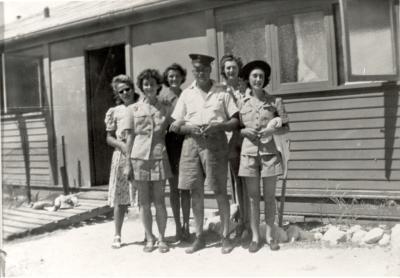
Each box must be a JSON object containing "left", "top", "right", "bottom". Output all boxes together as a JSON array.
[
  {"left": 121, "top": 97, "right": 169, "bottom": 160},
  {"left": 171, "top": 80, "right": 239, "bottom": 126},
  {"left": 158, "top": 87, "right": 180, "bottom": 116},
  {"left": 240, "top": 91, "right": 289, "bottom": 156},
  {"left": 104, "top": 105, "right": 128, "bottom": 141}
]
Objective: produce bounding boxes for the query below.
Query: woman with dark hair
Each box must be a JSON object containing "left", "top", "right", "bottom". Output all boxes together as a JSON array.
[
  {"left": 238, "top": 60, "right": 289, "bottom": 253},
  {"left": 123, "top": 69, "right": 172, "bottom": 253},
  {"left": 159, "top": 63, "right": 191, "bottom": 241},
  {"left": 219, "top": 54, "right": 250, "bottom": 242},
  {"left": 105, "top": 74, "right": 138, "bottom": 249}
]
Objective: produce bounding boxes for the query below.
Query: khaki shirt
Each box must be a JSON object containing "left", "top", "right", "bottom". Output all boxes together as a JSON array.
[
  {"left": 171, "top": 80, "right": 239, "bottom": 126},
  {"left": 122, "top": 98, "right": 169, "bottom": 160},
  {"left": 240, "top": 92, "right": 289, "bottom": 156}
]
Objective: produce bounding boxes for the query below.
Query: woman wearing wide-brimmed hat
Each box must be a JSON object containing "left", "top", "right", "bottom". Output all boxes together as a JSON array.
[{"left": 238, "top": 60, "right": 289, "bottom": 252}]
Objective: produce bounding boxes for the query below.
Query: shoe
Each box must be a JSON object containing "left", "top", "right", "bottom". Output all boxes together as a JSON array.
[
  {"left": 221, "top": 237, "right": 234, "bottom": 254},
  {"left": 181, "top": 225, "right": 190, "bottom": 242},
  {"left": 143, "top": 239, "right": 156, "bottom": 253},
  {"left": 240, "top": 229, "right": 252, "bottom": 248},
  {"left": 248, "top": 241, "right": 262, "bottom": 253},
  {"left": 111, "top": 236, "right": 122, "bottom": 249},
  {"left": 158, "top": 241, "right": 169, "bottom": 253},
  {"left": 185, "top": 236, "right": 205, "bottom": 254},
  {"left": 268, "top": 240, "right": 280, "bottom": 251}
]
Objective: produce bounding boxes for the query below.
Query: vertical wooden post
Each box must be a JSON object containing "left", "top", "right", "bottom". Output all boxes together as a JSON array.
[
  {"left": 77, "top": 160, "right": 82, "bottom": 187},
  {"left": 124, "top": 26, "right": 133, "bottom": 78},
  {"left": 17, "top": 115, "right": 31, "bottom": 203},
  {"left": 60, "top": 136, "right": 70, "bottom": 195},
  {"left": 1, "top": 52, "right": 7, "bottom": 114},
  {"left": 205, "top": 9, "right": 220, "bottom": 81}
]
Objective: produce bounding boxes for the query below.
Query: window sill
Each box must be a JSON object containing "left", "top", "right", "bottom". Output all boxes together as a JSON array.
[{"left": 271, "top": 80, "right": 400, "bottom": 96}]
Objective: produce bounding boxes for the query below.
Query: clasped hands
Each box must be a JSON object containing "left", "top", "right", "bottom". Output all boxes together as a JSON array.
[{"left": 170, "top": 121, "right": 222, "bottom": 137}]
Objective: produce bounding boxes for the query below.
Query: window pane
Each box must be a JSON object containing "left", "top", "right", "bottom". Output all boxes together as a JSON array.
[
  {"left": 347, "top": 0, "right": 395, "bottom": 75},
  {"left": 5, "top": 56, "right": 41, "bottom": 111},
  {"left": 223, "top": 18, "right": 266, "bottom": 63},
  {"left": 278, "top": 11, "right": 328, "bottom": 83}
]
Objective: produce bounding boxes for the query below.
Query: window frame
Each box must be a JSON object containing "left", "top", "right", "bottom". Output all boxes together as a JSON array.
[
  {"left": 3, "top": 53, "right": 44, "bottom": 113},
  {"left": 269, "top": 7, "right": 338, "bottom": 93},
  {"left": 339, "top": 0, "right": 400, "bottom": 81},
  {"left": 216, "top": 2, "right": 339, "bottom": 95}
]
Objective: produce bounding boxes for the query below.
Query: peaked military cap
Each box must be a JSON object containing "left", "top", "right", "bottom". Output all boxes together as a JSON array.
[{"left": 189, "top": 53, "right": 215, "bottom": 66}]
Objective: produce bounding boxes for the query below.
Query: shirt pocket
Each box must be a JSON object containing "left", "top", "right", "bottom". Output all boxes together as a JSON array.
[{"left": 133, "top": 111, "right": 151, "bottom": 134}]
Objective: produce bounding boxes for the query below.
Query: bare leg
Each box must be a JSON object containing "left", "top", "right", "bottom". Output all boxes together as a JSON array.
[
  {"left": 114, "top": 204, "right": 128, "bottom": 237},
  {"left": 214, "top": 189, "right": 230, "bottom": 238},
  {"left": 245, "top": 177, "right": 261, "bottom": 243},
  {"left": 168, "top": 176, "right": 182, "bottom": 239},
  {"left": 262, "top": 176, "right": 277, "bottom": 243},
  {"left": 180, "top": 189, "right": 191, "bottom": 237},
  {"left": 152, "top": 181, "right": 168, "bottom": 243},
  {"left": 191, "top": 186, "right": 204, "bottom": 237},
  {"left": 138, "top": 182, "right": 154, "bottom": 243}
]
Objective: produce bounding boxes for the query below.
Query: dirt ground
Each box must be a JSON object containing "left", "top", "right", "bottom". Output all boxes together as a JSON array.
[{"left": 3, "top": 209, "right": 400, "bottom": 277}]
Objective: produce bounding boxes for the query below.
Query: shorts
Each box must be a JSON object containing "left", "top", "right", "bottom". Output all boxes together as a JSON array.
[
  {"left": 238, "top": 153, "right": 283, "bottom": 178},
  {"left": 131, "top": 158, "right": 172, "bottom": 181},
  {"left": 178, "top": 132, "right": 228, "bottom": 193}
]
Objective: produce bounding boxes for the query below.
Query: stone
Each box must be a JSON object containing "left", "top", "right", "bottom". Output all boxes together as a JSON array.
[
  {"left": 390, "top": 224, "right": 400, "bottom": 251},
  {"left": 378, "top": 234, "right": 390, "bottom": 246},
  {"left": 351, "top": 230, "right": 367, "bottom": 244},
  {"left": 322, "top": 226, "right": 346, "bottom": 245},
  {"left": 314, "top": 232, "right": 323, "bottom": 240},
  {"left": 363, "top": 227, "right": 384, "bottom": 244}
]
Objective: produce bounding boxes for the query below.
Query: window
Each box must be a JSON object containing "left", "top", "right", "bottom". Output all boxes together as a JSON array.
[
  {"left": 217, "top": 4, "right": 336, "bottom": 94},
  {"left": 222, "top": 17, "right": 267, "bottom": 63},
  {"left": 3, "top": 54, "right": 43, "bottom": 113},
  {"left": 339, "top": 0, "right": 399, "bottom": 81},
  {"left": 216, "top": 1, "right": 399, "bottom": 94},
  {"left": 277, "top": 11, "right": 328, "bottom": 83}
]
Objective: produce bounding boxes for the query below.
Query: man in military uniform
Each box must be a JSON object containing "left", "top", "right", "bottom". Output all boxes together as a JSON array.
[{"left": 170, "top": 53, "right": 239, "bottom": 254}]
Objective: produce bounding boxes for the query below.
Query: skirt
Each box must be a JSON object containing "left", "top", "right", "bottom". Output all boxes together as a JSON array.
[
  {"left": 108, "top": 150, "right": 137, "bottom": 207},
  {"left": 131, "top": 157, "right": 172, "bottom": 181}
]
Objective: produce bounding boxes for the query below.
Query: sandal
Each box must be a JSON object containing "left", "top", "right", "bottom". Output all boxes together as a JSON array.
[
  {"left": 143, "top": 239, "right": 156, "bottom": 253},
  {"left": 111, "top": 236, "right": 122, "bottom": 249},
  {"left": 158, "top": 241, "right": 170, "bottom": 253}
]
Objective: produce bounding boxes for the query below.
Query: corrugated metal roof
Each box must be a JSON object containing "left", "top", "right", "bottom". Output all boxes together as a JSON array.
[{"left": 3, "top": 0, "right": 170, "bottom": 41}]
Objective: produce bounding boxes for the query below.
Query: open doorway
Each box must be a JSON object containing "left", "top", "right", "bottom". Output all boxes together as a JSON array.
[{"left": 86, "top": 44, "right": 125, "bottom": 186}]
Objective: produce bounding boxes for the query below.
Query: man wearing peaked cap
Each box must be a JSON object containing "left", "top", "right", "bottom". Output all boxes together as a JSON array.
[
  {"left": 169, "top": 53, "right": 240, "bottom": 254},
  {"left": 189, "top": 53, "right": 215, "bottom": 66}
]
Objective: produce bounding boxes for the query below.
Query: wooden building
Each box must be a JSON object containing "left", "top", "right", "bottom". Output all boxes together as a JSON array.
[{"left": 1, "top": 0, "right": 400, "bottom": 217}]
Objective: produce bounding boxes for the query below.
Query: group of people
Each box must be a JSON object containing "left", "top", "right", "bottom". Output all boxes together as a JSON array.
[{"left": 104, "top": 53, "right": 289, "bottom": 254}]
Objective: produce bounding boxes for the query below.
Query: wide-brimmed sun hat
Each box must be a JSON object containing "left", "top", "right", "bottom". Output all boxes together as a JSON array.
[{"left": 239, "top": 60, "right": 271, "bottom": 88}]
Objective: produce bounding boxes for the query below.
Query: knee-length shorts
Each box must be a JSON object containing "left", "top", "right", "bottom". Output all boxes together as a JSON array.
[
  {"left": 178, "top": 132, "right": 228, "bottom": 193},
  {"left": 239, "top": 153, "right": 283, "bottom": 178}
]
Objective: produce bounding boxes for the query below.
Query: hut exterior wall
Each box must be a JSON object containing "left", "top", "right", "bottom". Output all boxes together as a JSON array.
[
  {"left": 282, "top": 85, "right": 400, "bottom": 195},
  {"left": 131, "top": 11, "right": 208, "bottom": 86},
  {"left": 49, "top": 28, "right": 125, "bottom": 187}
]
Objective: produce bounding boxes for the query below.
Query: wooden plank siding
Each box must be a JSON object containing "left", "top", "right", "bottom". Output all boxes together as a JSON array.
[
  {"left": 281, "top": 86, "right": 400, "bottom": 195},
  {"left": 1, "top": 111, "right": 54, "bottom": 187}
]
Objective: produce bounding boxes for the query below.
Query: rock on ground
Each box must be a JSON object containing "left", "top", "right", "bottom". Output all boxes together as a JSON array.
[
  {"left": 352, "top": 230, "right": 367, "bottom": 244},
  {"left": 322, "top": 226, "right": 346, "bottom": 245},
  {"left": 363, "top": 227, "right": 384, "bottom": 244},
  {"left": 378, "top": 234, "right": 390, "bottom": 246}
]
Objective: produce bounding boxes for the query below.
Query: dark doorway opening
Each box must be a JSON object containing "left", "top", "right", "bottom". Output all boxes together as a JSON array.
[{"left": 86, "top": 45, "right": 125, "bottom": 186}]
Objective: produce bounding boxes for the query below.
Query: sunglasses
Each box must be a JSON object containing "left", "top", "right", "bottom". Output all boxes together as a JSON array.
[{"left": 118, "top": 88, "right": 131, "bottom": 94}]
